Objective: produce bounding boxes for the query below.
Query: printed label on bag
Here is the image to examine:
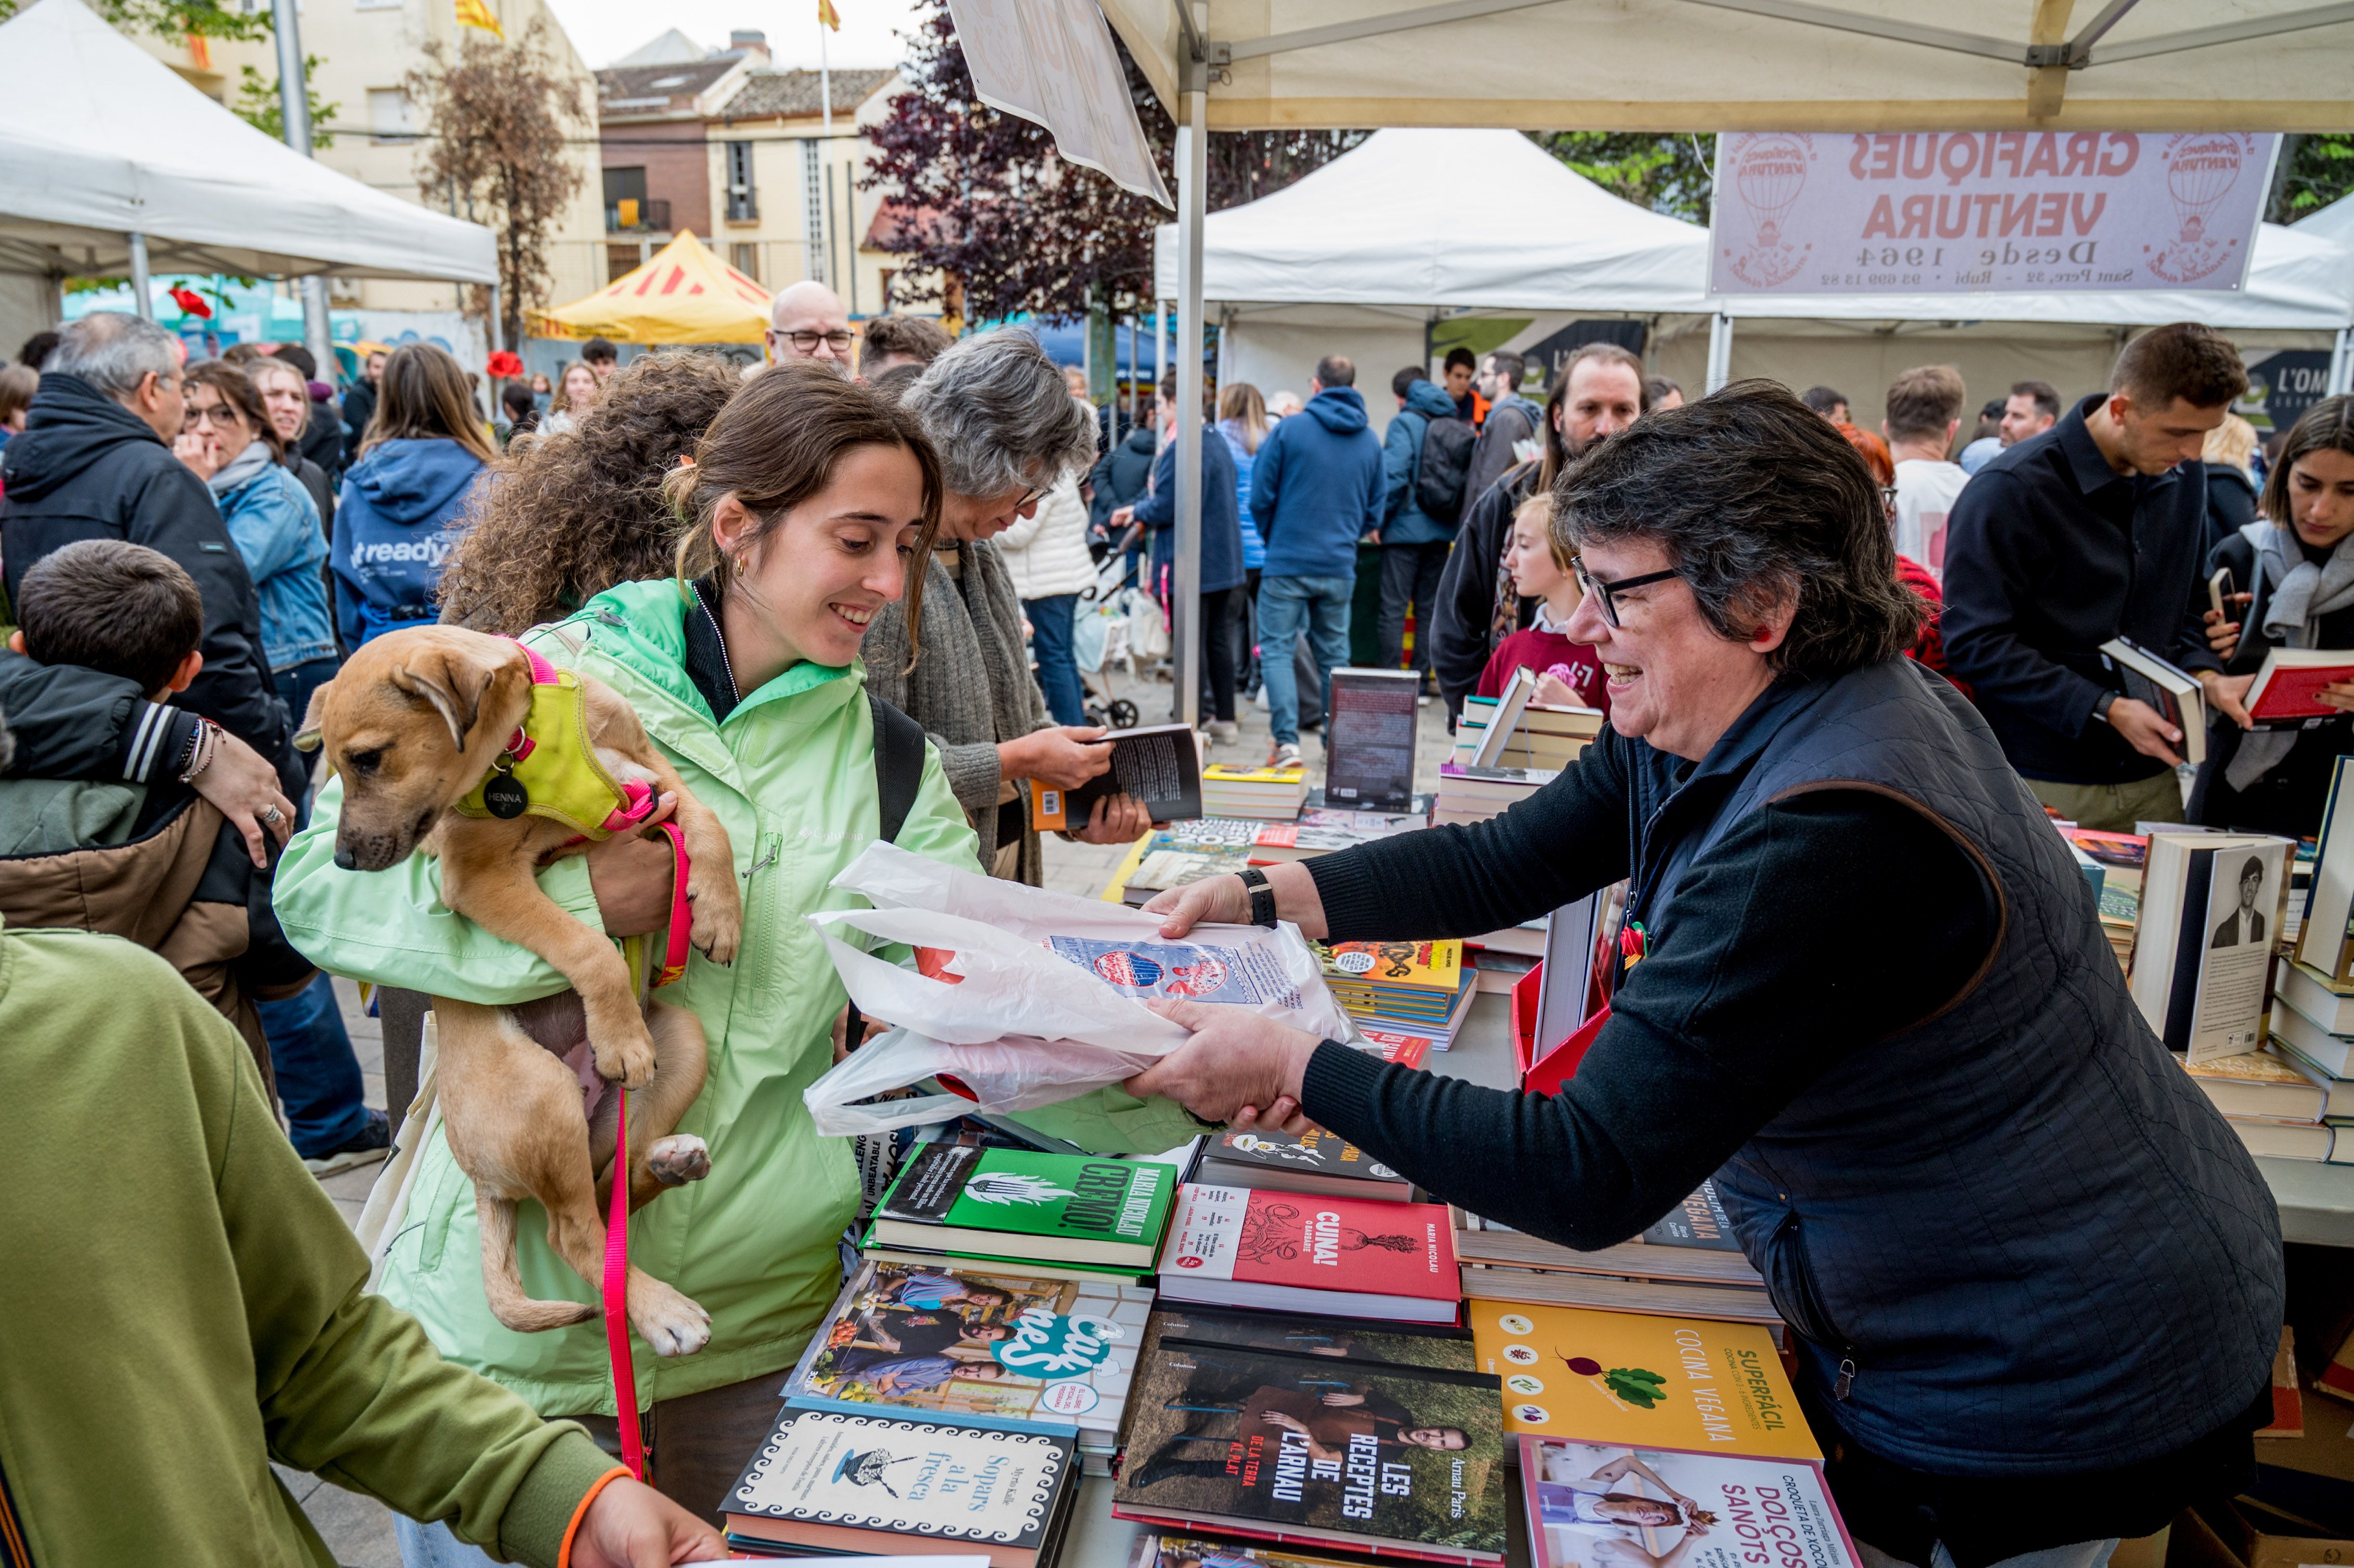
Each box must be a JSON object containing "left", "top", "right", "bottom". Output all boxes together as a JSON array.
[{"left": 1044, "top": 936, "right": 1303, "bottom": 1008}]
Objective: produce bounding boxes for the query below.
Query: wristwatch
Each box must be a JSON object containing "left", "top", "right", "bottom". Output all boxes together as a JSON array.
[
  {"left": 2093, "top": 690, "right": 2120, "bottom": 724},
  {"left": 1237, "top": 866, "right": 1280, "bottom": 927}
]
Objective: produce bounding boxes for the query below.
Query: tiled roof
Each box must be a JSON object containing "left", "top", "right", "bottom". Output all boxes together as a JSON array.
[
  {"left": 720, "top": 68, "right": 894, "bottom": 121},
  {"left": 596, "top": 58, "right": 740, "bottom": 114}
]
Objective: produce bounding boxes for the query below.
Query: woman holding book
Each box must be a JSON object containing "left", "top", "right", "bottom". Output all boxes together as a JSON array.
[
  {"left": 1134, "top": 382, "right": 2284, "bottom": 1568},
  {"left": 2190, "top": 394, "right": 2354, "bottom": 836}
]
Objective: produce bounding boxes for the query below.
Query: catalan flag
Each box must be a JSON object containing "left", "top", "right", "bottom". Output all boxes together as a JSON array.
[
  {"left": 817, "top": 0, "right": 841, "bottom": 30},
  {"left": 456, "top": 0, "right": 504, "bottom": 37}
]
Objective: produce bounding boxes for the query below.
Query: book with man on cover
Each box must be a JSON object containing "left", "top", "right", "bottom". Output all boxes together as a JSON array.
[
  {"left": 2130, "top": 832, "right": 2292, "bottom": 1063},
  {"left": 1113, "top": 1339, "right": 1509, "bottom": 1564}
]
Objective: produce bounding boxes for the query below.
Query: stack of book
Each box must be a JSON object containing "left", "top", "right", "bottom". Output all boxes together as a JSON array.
[
  {"left": 1200, "top": 761, "right": 1310, "bottom": 821},
  {"left": 1317, "top": 938, "right": 1479, "bottom": 1049},
  {"left": 2057, "top": 826, "right": 2146, "bottom": 971},
  {"left": 1194, "top": 1125, "right": 1415, "bottom": 1202},
  {"left": 1452, "top": 681, "right": 1604, "bottom": 772},
  {"left": 1433, "top": 762, "right": 1557, "bottom": 827},
  {"left": 1453, "top": 1181, "right": 1780, "bottom": 1325},
  {"left": 2250, "top": 957, "right": 2354, "bottom": 1164}
]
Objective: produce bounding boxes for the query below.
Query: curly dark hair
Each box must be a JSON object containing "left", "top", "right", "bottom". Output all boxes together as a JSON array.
[
  {"left": 1553, "top": 380, "right": 1924, "bottom": 681},
  {"left": 436, "top": 350, "right": 743, "bottom": 632}
]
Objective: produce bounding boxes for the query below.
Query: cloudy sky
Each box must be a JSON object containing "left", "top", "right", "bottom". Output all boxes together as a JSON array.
[{"left": 547, "top": 0, "right": 925, "bottom": 72}]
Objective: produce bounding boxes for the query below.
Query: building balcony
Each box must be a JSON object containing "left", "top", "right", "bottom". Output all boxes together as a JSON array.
[{"left": 606, "top": 198, "right": 671, "bottom": 233}]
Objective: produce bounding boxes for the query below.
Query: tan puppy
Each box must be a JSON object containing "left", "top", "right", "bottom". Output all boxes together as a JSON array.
[{"left": 299, "top": 625, "right": 742, "bottom": 1357}]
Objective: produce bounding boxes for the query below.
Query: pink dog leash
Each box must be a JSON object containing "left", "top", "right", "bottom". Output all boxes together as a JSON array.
[{"left": 600, "top": 820, "right": 693, "bottom": 1482}]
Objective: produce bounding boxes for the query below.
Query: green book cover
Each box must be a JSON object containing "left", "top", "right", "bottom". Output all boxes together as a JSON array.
[{"left": 874, "top": 1144, "right": 1175, "bottom": 1258}]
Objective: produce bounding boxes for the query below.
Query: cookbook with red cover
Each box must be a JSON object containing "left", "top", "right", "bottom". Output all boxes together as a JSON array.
[{"left": 1155, "top": 1183, "right": 1459, "bottom": 1322}]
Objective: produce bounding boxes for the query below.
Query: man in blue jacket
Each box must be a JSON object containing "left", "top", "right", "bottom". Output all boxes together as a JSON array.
[
  {"left": 1248, "top": 355, "right": 1383, "bottom": 767},
  {"left": 1116, "top": 375, "right": 1246, "bottom": 740},
  {"left": 1381, "top": 369, "right": 1466, "bottom": 701}
]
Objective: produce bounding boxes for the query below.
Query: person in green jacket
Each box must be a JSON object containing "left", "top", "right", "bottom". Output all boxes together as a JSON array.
[
  {"left": 0, "top": 913, "right": 723, "bottom": 1567},
  {"left": 271, "top": 364, "right": 1203, "bottom": 1552}
]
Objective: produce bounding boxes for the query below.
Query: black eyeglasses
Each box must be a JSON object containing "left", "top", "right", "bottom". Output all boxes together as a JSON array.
[
  {"left": 1571, "top": 556, "right": 1680, "bottom": 628},
  {"left": 774, "top": 329, "right": 855, "bottom": 353}
]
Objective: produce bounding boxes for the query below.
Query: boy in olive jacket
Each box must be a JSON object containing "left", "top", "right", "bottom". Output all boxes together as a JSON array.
[{"left": 0, "top": 914, "right": 719, "bottom": 1566}]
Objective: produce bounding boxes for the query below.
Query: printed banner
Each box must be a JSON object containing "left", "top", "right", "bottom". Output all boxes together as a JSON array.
[{"left": 1709, "top": 132, "right": 2279, "bottom": 297}]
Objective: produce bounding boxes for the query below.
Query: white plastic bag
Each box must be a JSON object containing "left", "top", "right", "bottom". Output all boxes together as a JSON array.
[{"left": 801, "top": 842, "right": 1354, "bottom": 1136}]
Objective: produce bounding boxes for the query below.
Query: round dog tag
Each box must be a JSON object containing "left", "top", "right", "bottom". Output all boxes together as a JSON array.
[{"left": 482, "top": 772, "right": 530, "bottom": 819}]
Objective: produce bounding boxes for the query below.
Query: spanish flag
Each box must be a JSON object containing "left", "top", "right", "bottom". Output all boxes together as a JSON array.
[
  {"left": 456, "top": 0, "right": 504, "bottom": 37},
  {"left": 817, "top": 0, "right": 841, "bottom": 30}
]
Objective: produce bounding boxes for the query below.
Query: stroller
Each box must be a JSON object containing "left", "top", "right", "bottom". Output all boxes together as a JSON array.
[{"left": 1071, "top": 548, "right": 1149, "bottom": 730}]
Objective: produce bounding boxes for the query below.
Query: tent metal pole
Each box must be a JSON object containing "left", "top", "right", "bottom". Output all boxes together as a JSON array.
[
  {"left": 1173, "top": 71, "right": 1208, "bottom": 734},
  {"left": 2331, "top": 326, "right": 2352, "bottom": 397},
  {"left": 1705, "top": 312, "right": 1734, "bottom": 394},
  {"left": 1155, "top": 302, "right": 1167, "bottom": 398},
  {"left": 269, "top": 0, "right": 336, "bottom": 382},
  {"left": 128, "top": 232, "right": 152, "bottom": 322}
]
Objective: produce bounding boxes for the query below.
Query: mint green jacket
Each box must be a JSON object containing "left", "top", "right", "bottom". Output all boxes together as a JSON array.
[{"left": 273, "top": 578, "right": 1200, "bottom": 1415}]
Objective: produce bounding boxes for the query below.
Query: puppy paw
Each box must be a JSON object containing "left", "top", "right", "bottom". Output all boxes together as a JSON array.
[
  {"left": 689, "top": 877, "right": 744, "bottom": 966},
  {"left": 630, "top": 1277, "right": 713, "bottom": 1358},
  {"left": 645, "top": 1133, "right": 710, "bottom": 1187},
  {"left": 593, "top": 1018, "right": 659, "bottom": 1091}
]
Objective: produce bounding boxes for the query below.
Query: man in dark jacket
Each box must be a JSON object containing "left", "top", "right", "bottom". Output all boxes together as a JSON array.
[
  {"left": 1463, "top": 350, "right": 1540, "bottom": 517},
  {"left": 340, "top": 347, "right": 385, "bottom": 465},
  {"left": 1, "top": 313, "right": 295, "bottom": 782},
  {"left": 1248, "top": 355, "right": 1384, "bottom": 766},
  {"left": 1943, "top": 323, "right": 2249, "bottom": 831},
  {"left": 1119, "top": 376, "right": 1246, "bottom": 738},
  {"left": 1379, "top": 370, "right": 1464, "bottom": 697}
]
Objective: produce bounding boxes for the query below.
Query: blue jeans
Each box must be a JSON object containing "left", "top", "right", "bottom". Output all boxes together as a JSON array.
[
  {"left": 259, "top": 971, "right": 368, "bottom": 1156},
  {"left": 1256, "top": 574, "right": 1353, "bottom": 746},
  {"left": 1025, "top": 593, "right": 1086, "bottom": 726},
  {"left": 396, "top": 1518, "right": 499, "bottom": 1567},
  {"left": 276, "top": 656, "right": 338, "bottom": 791}
]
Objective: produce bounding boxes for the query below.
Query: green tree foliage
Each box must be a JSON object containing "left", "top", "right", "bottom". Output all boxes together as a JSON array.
[
  {"left": 232, "top": 58, "right": 337, "bottom": 149},
  {"left": 1532, "top": 133, "right": 1716, "bottom": 224},
  {"left": 0, "top": 0, "right": 266, "bottom": 40},
  {"left": 2270, "top": 135, "right": 2354, "bottom": 223}
]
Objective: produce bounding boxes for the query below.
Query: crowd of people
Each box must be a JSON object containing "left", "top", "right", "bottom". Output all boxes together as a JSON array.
[{"left": 0, "top": 279, "right": 2342, "bottom": 1566}]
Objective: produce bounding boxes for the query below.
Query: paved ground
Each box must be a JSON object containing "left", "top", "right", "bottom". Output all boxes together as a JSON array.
[{"left": 293, "top": 657, "right": 1457, "bottom": 1562}]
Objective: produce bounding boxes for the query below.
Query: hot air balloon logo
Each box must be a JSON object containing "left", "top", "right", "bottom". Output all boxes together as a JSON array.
[
  {"left": 1723, "top": 133, "right": 1813, "bottom": 288},
  {"left": 2148, "top": 133, "right": 2251, "bottom": 285}
]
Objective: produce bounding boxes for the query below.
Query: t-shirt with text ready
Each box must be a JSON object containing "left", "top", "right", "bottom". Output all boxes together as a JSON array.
[{"left": 1893, "top": 459, "right": 1971, "bottom": 580}]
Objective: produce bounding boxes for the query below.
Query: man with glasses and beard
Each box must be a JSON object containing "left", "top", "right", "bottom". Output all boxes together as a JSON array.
[
  {"left": 1431, "top": 341, "right": 1647, "bottom": 722},
  {"left": 767, "top": 280, "right": 855, "bottom": 372}
]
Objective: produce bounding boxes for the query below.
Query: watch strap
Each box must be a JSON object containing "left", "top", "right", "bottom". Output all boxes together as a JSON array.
[{"left": 1237, "top": 866, "right": 1279, "bottom": 927}]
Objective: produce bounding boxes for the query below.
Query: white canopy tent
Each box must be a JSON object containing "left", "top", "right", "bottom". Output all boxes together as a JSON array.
[
  {"left": 1152, "top": 130, "right": 2354, "bottom": 428},
  {"left": 0, "top": 0, "right": 496, "bottom": 343},
  {"left": 1103, "top": 0, "right": 2354, "bottom": 728}
]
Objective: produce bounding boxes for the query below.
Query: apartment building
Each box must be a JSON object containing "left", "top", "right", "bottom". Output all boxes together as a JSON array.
[
  {"left": 140, "top": 0, "right": 606, "bottom": 316},
  {"left": 598, "top": 31, "right": 933, "bottom": 322}
]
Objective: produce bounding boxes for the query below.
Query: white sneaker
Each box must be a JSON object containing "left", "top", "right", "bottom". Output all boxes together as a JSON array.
[
  {"left": 1206, "top": 719, "right": 1240, "bottom": 744},
  {"left": 1270, "top": 742, "right": 1303, "bottom": 769}
]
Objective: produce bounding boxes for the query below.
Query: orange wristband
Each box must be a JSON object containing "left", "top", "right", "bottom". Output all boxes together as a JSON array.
[{"left": 558, "top": 1465, "right": 632, "bottom": 1568}]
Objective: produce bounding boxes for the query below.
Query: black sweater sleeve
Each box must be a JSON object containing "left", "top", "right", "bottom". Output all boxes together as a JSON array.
[
  {"left": 1299, "top": 788, "right": 1996, "bottom": 1249},
  {"left": 0, "top": 650, "right": 198, "bottom": 785}
]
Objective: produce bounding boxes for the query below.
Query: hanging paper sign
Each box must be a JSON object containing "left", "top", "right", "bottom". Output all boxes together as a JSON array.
[{"left": 1708, "top": 132, "right": 2280, "bottom": 297}]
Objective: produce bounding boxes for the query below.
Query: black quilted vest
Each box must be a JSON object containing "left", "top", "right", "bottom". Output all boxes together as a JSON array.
[{"left": 1626, "top": 657, "right": 2282, "bottom": 1475}]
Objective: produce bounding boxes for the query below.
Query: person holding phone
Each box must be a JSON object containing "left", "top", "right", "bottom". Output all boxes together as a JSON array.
[{"left": 2190, "top": 395, "right": 2354, "bottom": 836}]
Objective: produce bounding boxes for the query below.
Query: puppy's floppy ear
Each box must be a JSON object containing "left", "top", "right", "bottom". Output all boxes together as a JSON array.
[
  {"left": 391, "top": 636, "right": 521, "bottom": 753},
  {"left": 293, "top": 677, "right": 334, "bottom": 753}
]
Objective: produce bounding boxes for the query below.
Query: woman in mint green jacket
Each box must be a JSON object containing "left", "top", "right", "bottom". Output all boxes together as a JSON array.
[{"left": 273, "top": 364, "right": 1199, "bottom": 1546}]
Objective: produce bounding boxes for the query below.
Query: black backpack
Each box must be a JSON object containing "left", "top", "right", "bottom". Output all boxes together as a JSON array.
[{"left": 1415, "top": 415, "right": 1477, "bottom": 520}]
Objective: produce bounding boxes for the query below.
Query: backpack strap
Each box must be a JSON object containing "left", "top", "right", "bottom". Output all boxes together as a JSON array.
[{"left": 867, "top": 690, "right": 926, "bottom": 846}]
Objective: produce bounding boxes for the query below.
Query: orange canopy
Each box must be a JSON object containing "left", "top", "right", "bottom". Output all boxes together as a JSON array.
[{"left": 529, "top": 230, "right": 770, "bottom": 345}]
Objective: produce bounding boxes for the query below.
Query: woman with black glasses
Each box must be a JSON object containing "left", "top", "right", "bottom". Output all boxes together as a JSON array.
[{"left": 1132, "top": 383, "right": 2283, "bottom": 1568}]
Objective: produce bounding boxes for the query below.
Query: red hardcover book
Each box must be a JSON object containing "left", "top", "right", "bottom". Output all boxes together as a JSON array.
[
  {"left": 1154, "top": 1183, "right": 1459, "bottom": 1323},
  {"left": 2246, "top": 648, "right": 2354, "bottom": 724}
]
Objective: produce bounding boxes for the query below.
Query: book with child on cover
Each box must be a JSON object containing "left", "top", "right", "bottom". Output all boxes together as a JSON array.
[
  {"left": 1520, "top": 1437, "right": 1857, "bottom": 1568},
  {"left": 1114, "top": 1340, "right": 1508, "bottom": 1564}
]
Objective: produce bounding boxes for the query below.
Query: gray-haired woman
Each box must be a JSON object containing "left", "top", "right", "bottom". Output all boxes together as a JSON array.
[
  {"left": 1131, "top": 382, "right": 2283, "bottom": 1568},
  {"left": 863, "top": 329, "right": 1145, "bottom": 882}
]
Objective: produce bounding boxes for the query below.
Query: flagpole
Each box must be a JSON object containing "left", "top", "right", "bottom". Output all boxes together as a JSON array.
[{"left": 819, "top": 9, "right": 832, "bottom": 136}]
